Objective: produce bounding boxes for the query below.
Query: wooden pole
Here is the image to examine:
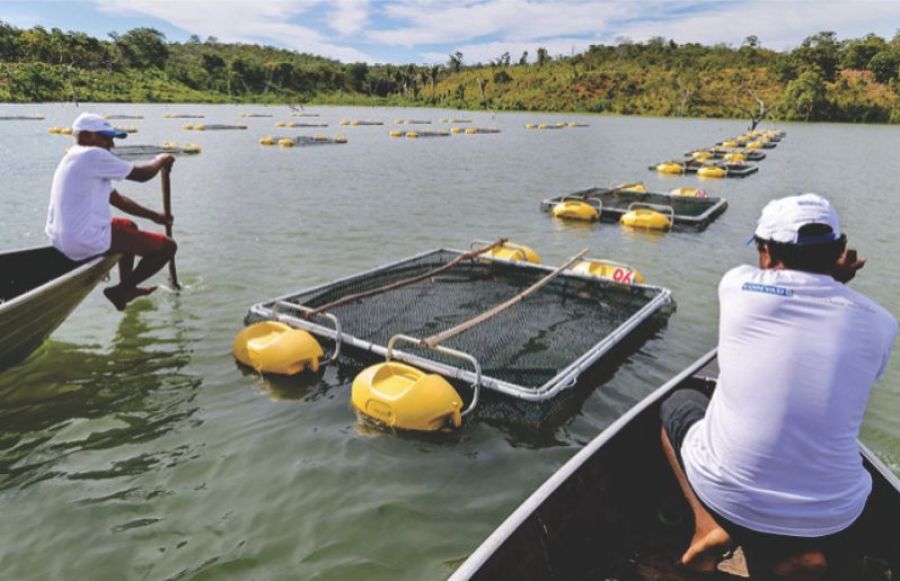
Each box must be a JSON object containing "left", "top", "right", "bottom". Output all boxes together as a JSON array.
[
  {"left": 423, "top": 248, "right": 589, "bottom": 348},
  {"left": 161, "top": 166, "right": 181, "bottom": 290},
  {"left": 305, "top": 238, "right": 507, "bottom": 318}
]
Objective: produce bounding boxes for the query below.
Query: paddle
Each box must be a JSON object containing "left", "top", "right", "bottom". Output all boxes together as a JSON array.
[{"left": 161, "top": 166, "right": 181, "bottom": 290}]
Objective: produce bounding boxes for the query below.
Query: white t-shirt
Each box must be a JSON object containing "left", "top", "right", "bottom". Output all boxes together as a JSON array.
[
  {"left": 682, "top": 265, "right": 897, "bottom": 536},
  {"left": 45, "top": 145, "right": 133, "bottom": 260}
]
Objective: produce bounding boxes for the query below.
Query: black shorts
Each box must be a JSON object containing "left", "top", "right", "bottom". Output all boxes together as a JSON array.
[{"left": 659, "top": 389, "right": 862, "bottom": 567}]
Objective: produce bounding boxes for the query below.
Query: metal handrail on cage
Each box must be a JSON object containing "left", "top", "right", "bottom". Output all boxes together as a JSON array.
[{"left": 271, "top": 300, "right": 343, "bottom": 363}]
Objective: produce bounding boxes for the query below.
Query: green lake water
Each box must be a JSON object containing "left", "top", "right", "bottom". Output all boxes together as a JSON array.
[{"left": 0, "top": 103, "right": 897, "bottom": 579}]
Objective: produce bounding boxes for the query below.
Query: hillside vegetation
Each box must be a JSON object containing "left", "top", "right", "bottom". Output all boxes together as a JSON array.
[{"left": 1, "top": 23, "right": 899, "bottom": 123}]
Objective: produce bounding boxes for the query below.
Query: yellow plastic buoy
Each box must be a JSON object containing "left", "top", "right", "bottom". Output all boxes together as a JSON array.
[
  {"left": 161, "top": 141, "right": 179, "bottom": 149},
  {"left": 339, "top": 120, "right": 350, "bottom": 126},
  {"left": 571, "top": 259, "right": 645, "bottom": 284},
  {"left": 182, "top": 123, "right": 195, "bottom": 130},
  {"left": 351, "top": 361, "right": 463, "bottom": 431},
  {"left": 745, "top": 140, "right": 764, "bottom": 150},
  {"left": 669, "top": 187, "right": 707, "bottom": 197},
  {"left": 233, "top": 321, "right": 324, "bottom": 375},
  {"left": 259, "top": 136, "right": 276, "bottom": 146},
  {"left": 406, "top": 131, "right": 419, "bottom": 138},
  {"left": 484, "top": 242, "right": 541, "bottom": 264},
  {"left": 334, "top": 135, "right": 348, "bottom": 144},
  {"left": 721, "top": 140, "right": 739, "bottom": 148},
  {"left": 60, "top": 127, "right": 73, "bottom": 135},
  {"left": 620, "top": 209, "right": 672, "bottom": 231},
  {"left": 389, "top": 130, "right": 404, "bottom": 137},
  {"left": 275, "top": 121, "right": 286, "bottom": 127},
  {"left": 182, "top": 143, "right": 201, "bottom": 154},
  {"left": 48, "top": 126, "right": 61, "bottom": 134},
  {"left": 278, "top": 138, "right": 294, "bottom": 147},
  {"left": 450, "top": 126, "right": 463, "bottom": 134},
  {"left": 194, "top": 124, "right": 206, "bottom": 131},
  {"left": 552, "top": 200, "right": 600, "bottom": 221},
  {"left": 656, "top": 162, "right": 684, "bottom": 175},
  {"left": 723, "top": 152, "right": 745, "bottom": 163},
  {"left": 697, "top": 165, "right": 727, "bottom": 179},
  {"left": 621, "top": 183, "right": 648, "bottom": 193},
  {"left": 464, "top": 127, "right": 478, "bottom": 134},
  {"left": 525, "top": 123, "right": 537, "bottom": 129},
  {"left": 691, "top": 151, "right": 713, "bottom": 162}
]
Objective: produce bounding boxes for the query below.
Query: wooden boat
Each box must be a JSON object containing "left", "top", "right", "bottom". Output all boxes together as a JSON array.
[
  {"left": 451, "top": 349, "right": 899, "bottom": 580},
  {"left": 0, "top": 246, "right": 119, "bottom": 371}
]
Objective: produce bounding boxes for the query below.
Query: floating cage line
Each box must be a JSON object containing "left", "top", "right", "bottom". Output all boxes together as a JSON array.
[
  {"left": 540, "top": 186, "right": 727, "bottom": 229},
  {"left": 259, "top": 135, "right": 348, "bottom": 146},
  {"left": 104, "top": 114, "right": 143, "bottom": 119},
  {"left": 650, "top": 160, "right": 758, "bottom": 178},
  {"left": 246, "top": 247, "right": 673, "bottom": 401},
  {"left": 273, "top": 121, "right": 328, "bottom": 128},
  {"left": 163, "top": 114, "right": 205, "bottom": 119},
  {"left": 395, "top": 119, "right": 432, "bottom": 125},
  {"left": 461, "top": 127, "right": 501, "bottom": 134},
  {"left": 439, "top": 118, "right": 473, "bottom": 123},
  {"left": 0, "top": 115, "right": 44, "bottom": 120},
  {"left": 240, "top": 113, "right": 273, "bottom": 118},
  {"left": 685, "top": 149, "right": 766, "bottom": 162},
  {"left": 389, "top": 129, "right": 450, "bottom": 138},
  {"left": 291, "top": 113, "right": 320, "bottom": 117},
  {"left": 339, "top": 120, "right": 384, "bottom": 126},
  {"left": 182, "top": 124, "right": 247, "bottom": 130}
]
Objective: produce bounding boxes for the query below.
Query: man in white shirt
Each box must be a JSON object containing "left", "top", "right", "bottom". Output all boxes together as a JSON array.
[
  {"left": 46, "top": 113, "right": 177, "bottom": 310},
  {"left": 660, "top": 194, "right": 897, "bottom": 578}
]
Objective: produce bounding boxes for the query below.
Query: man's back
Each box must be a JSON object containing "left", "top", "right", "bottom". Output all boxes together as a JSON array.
[
  {"left": 46, "top": 145, "right": 132, "bottom": 260},
  {"left": 683, "top": 264, "right": 897, "bottom": 536}
]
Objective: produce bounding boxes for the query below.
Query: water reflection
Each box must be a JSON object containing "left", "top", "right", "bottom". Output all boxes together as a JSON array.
[{"left": 0, "top": 301, "right": 201, "bottom": 491}]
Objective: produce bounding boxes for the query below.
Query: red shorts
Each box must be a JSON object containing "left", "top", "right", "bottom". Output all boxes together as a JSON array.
[{"left": 110, "top": 218, "right": 168, "bottom": 256}]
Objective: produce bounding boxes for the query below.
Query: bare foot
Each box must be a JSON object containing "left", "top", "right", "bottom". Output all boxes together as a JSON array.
[
  {"left": 681, "top": 525, "right": 732, "bottom": 573},
  {"left": 772, "top": 550, "right": 827, "bottom": 580},
  {"left": 104, "top": 286, "right": 157, "bottom": 311}
]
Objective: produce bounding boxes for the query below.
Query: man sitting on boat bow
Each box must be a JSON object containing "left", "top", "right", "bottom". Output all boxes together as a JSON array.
[
  {"left": 660, "top": 194, "right": 896, "bottom": 578},
  {"left": 45, "top": 113, "right": 177, "bottom": 311}
]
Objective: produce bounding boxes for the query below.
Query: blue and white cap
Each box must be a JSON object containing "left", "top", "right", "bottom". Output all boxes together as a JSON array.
[
  {"left": 752, "top": 193, "right": 841, "bottom": 245},
  {"left": 72, "top": 113, "right": 128, "bottom": 138}
]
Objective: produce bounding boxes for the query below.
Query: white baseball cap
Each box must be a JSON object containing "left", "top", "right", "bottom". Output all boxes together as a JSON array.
[
  {"left": 72, "top": 113, "right": 128, "bottom": 138},
  {"left": 752, "top": 193, "right": 841, "bottom": 245}
]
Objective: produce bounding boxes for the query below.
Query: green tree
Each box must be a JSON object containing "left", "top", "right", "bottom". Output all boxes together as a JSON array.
[
  {"left": 114, "top": 27, "right": 169, "bottom": 69},
  {"left": 780, "top": 69, "right": 829, "bottom": 120},
  {"left": 841, "top": 34, "right": 886, "bottom": 69},
  {"left": 448, "top": 51, "right": 463, "bottom": 73},
  {"left": 793, "top": 31, "right": 840, "bottom": 81},
  {"left": 536, "top": 47, "right": 550, "bottom": 67},
  {"left": 868, "top": 50, "right": 899, "bottom": 83}
]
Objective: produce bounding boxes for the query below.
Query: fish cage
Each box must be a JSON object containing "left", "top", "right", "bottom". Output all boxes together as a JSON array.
[
  {"left": 540, "top": 187, "right": 727, "bottom": 229},
  {"left": 650, "top": 161, "right": 759, "bottom": 178},
  {"left": 685, "top": 149, "right": 766, "bottom": 161},
  {"left": 245, "top": 248, "right": 673, "bottom": 402}
]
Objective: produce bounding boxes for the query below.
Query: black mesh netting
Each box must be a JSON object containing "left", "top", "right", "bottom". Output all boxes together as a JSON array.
[
  {"left": 275, "top": 251, "right": 665, "bottom": 390},
  {"left": 584, "top": 189, "right": 717, "bottom": 217}
]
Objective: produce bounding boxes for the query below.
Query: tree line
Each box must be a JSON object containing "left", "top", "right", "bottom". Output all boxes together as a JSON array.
[{"left": 1, "top": 22, "right": 899, "bottom": 123}]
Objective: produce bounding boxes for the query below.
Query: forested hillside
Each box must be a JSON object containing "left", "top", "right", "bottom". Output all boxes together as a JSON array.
[{"left": 1, "top": 23, "right": 899, "bottom": 123}]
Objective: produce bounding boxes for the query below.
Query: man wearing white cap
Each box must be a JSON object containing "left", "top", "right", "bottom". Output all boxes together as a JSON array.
[
  {"left": 46, "top": 113, "right": 177, "bottom": 310},
  {"left": 660, "top": 194, "right": 896, "bottom": 577}
]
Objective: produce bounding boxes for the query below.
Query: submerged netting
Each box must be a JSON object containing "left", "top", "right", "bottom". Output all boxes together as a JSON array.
[
  {"left": 581, "top": 189, "right": 719, "bottom": 218},
  {"left": 275, "top": 250, "right": 665, "bottom": 390}
]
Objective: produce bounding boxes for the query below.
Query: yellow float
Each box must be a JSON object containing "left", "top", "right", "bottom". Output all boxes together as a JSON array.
[
  {"left": 275, "top": 121, "right": 286, "bottom": 127},
  {"left": 351, "top": 361, "right": 463, "bottom": 431},
  {"left": 339, "top": 120, "right": 350, "bottom": 126},
  {"left": 620, "top": 183, "right": 648, "bottom": 193},
  {"left": 691, "top": 151, "right": 713, "bottom": 162},
  {"left": 182, "top": 143, "right": 201, "bottom": 153},
  {"left": 334, "top": 135, "right": 348, "bottom": 144},
  {"left": 389, "top": 130, "right": 403, "bottom": 137},
  {"left": 656, "top": 162, "right": 684, "bottom": 175},
  {"left": 620, "top": 203, "right": 673, "bottom": 231},
  {"left": 233, "top": 321, "right": 323, "bottom": 375},
  {"left": 570, "top": 259, "right": 645, "bottom": 284},
  {"left": 745, "top": 140, "right": 764, "bottom": 150},
  {"left": 406, "top": 131, "right": 419, "bottom": 138},
  {"left": 182, "top": 123, "right": 194, "bottom": 130},
  {"left": 721, "top": 140, "right": 739, "bottom": 148},
  {"left": 723, "top": 152, "right": 746, "bottom": 163},
  {"left": 482, "top": 241, "right": 541, "bottom": 264},
  {"left": 48, "top": 126, "right": 62, "bottom": 134},
  {"left": 278, "top": 138, "right": 294, "bottom": 147},
  {"left": 697, "top": 165, "right": 727, "bottom": 179},
  {"left": 259, "top": 136, "right": 276, "bottom": 146},
  {"left": 161, "top": 141, "right": 179, "bottom": 149},
  {"left": 450, "top": 126, "right": 463, "bottom": 134},
  {"left": 552, "top": 200, "right": 600, "bottom": 221}
]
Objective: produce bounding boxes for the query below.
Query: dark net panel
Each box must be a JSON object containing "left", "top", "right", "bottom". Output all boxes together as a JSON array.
[
  {"left": 597, "top": 191, "right": 715, "bottom": 217},
  {"left": 284, "top": 251, "right": 662, "bottom": 390}
]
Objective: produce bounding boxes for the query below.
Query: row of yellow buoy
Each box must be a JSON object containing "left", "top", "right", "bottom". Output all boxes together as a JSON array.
[
  {"left": 160, "top": 141, "right": 202, "bottom": 153},
  {"left": 388, "top": 130, "right": 450, "bottom": 138},
  {"left": 339, "top": 120, "right": 383, "bottom": 126},
  {"left": 259, "top": 135, "right": 348, "bottom": 146},
  {"left": 182, "top": 124, "right": 247, "bottom": 130},
  {"left": 551, "top": 199, "right": 673, "bottom": 231}
]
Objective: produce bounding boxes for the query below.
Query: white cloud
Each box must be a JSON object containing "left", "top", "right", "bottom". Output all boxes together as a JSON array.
[
  {"left": 330, "top": 0, "right": 370, "bottom": 36},
  {"left": 94, "top": 0, "right": 375, "bottom": 61}
]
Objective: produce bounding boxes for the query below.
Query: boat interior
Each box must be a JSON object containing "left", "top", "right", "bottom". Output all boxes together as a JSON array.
[{"left": 0, "top": 246, "right": 82, "bottom": 304}]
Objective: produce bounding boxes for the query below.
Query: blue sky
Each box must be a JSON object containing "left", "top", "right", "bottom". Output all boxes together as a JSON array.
[{"left": 2, "top": 1, "right": 899, "bottom": 65}]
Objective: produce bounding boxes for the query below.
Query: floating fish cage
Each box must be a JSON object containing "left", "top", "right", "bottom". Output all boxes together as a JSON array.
[
  {"left": 240, "top": 113, "right": 273, "bottom": 118},
  {"left": 649, "top": 161, "right": 758, "bottom": 178},
  {"left": 0, "top": 115, "right": 44, "bottom": 121},
  {"left": 260, "top": 135, "right": 347, "bottom": 147},
  {"left": 104, "top": 114, "right": 143, "bottom": 119},
  {"left": 286, "top": 122, "right": 328, "bottom": 128},
  {"left": 686, "top": 149, "right": 766, "bottom": 161},
  {"left": 109, "top": 144, "right": 201, "bottom": 159},
  {"left": 540, "top": 187, "right": 727, "bottom": 229},
  {"left": 244, "top": 248, "right": 672, "bottom": 402},
  {"left": 163, "top": 114, "right": 205, "bottom": 119},
  {"left": 183, "top": 124, "right": 247, "bottom": 131},
  {"left": 339, "top": 120, "right": 384, "bottom": 126}
]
